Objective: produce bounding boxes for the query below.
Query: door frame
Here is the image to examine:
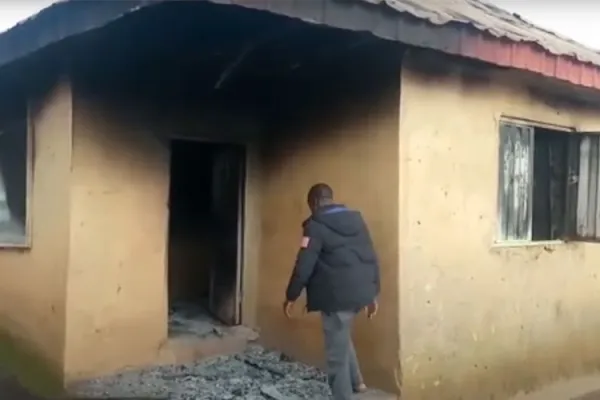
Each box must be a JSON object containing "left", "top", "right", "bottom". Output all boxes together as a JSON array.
[{"left": 167, "top": 135, "right": 247, "bottom": 325}]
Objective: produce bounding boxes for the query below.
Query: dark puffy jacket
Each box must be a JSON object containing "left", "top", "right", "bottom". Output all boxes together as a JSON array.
[{"left": 285, "top": 204, "right": 380, "bottom": 313}]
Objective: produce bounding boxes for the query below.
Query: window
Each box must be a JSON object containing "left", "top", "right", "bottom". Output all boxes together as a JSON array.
[
  {"left": 0, "top": 112, "right": 29, "bottom": 247},
  {"left": 497, "top": 120, "right": 600, "bottom": 243}
]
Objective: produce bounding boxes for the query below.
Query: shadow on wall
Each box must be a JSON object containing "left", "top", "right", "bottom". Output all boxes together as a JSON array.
[
  {"left": 261, "top": 47, "right": 401, "bottom": 173},
  {"left": 256, "top": 43, "right": 402, "bottom": 393},
  {"left": 0, "top": 329, "right": 64, "bottom": 398}
]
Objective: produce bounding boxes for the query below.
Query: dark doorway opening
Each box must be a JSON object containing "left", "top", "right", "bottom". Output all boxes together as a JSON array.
[{"left": 167, "top": 139, "right": 245, "bottom": 338}]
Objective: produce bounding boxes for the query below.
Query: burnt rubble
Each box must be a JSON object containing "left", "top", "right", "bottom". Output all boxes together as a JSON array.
[
  {"left": 168, "top": 302, "right": 227, "bottom": 339},
  {"left": 71, "top": 345, "right": 332, "bottom": 400}
]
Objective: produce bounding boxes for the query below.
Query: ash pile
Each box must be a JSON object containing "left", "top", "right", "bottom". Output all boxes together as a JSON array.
[
  {"left": 71, "top": 345, "right": 331, "bottom": 400},
  {"left": 168, "top": 302, "right": 226, "bottom": 339}
]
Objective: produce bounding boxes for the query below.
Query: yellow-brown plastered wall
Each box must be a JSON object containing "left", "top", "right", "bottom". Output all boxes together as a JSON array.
[
  {"left": 63, "top": 87, "right": 171, "bottom": 380},
  {"left": 62, "top": 81, "right": 264, "bottom": 380},
  {"left": 6, "top": 64, "right": 401, "bottom": 391},
  {"left": 399, "top": 50, "right": 600, "bottom": 400},
  {"left": 257, "top": 73, "right": 402, "bottom": 394},
  {"left": 0, "top": 80, "right": 72, "bottom": 382}
]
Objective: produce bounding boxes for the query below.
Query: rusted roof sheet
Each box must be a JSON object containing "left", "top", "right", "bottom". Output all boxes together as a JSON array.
[
  {"left": 361, "top": 0, "right": 600, "bottom": 66},
  {"left": 352, "top": 0, "right": 600, "bottom": 89},
  {"left": 205, "top": 0, "right": 600, "bottom": 90}
]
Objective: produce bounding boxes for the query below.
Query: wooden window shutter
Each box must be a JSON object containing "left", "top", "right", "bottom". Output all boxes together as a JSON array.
[
  {"left": 567, "top": 133, "right": 600, "bottom": 241},
  {"left": 497, "top": 122, "right": 534, "bottom": 241}
]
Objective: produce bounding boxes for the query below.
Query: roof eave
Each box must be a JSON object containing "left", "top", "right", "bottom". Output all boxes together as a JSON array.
[
  {"left": 0, "top": 0, "right": 599, "bottom": 92},
  {"left": 199, "top": 0, "right": 600, "bottom": 91}
]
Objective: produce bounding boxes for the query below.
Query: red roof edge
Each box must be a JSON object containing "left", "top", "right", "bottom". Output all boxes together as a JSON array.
[{"left": 457, "top": 29, "right": 600, "bottom": 90}]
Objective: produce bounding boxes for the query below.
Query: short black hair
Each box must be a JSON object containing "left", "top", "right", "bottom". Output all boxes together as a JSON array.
[{"left": 307, "top": 183, "right": 333, "bottom": 202}]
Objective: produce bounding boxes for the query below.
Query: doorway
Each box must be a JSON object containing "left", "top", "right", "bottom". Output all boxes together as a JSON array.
[{"left": 167, "top": 139, "right": 245, "bottom": 338}]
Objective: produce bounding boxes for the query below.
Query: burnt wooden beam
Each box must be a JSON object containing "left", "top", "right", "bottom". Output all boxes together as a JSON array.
[{"left": 214, "top": 23, "right": 301, "bottom": 90}]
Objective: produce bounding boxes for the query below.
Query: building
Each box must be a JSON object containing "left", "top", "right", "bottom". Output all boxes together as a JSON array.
[{"left": 1, "top": 1, "right": 600, "bottom": 399}]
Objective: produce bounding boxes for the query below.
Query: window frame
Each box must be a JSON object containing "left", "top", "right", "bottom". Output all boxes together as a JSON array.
[
  {"left": 495, "top": 117, "right": 574, "bottom": 246},
  {"left": 0, "top": 103, "right": 33, "bottom": 249}
]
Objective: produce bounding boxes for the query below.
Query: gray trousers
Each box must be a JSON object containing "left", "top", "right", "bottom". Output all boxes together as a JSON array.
[{"left": 321, "top": 311, "right": 364, "bottom": 400}]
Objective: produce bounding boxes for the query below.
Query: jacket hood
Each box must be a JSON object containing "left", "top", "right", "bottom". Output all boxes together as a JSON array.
[{"left": 311, "top": 204, "right": 363, "bottom": 236}]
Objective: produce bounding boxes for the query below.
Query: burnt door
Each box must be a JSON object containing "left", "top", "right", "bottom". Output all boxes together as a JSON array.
[{"left": 209, "top": 144, "right": 245, "bottom": 325}]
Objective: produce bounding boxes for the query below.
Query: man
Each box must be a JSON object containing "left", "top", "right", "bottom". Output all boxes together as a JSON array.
[{"left": 283, "top": 183, "right": 380, "bottom": 400}]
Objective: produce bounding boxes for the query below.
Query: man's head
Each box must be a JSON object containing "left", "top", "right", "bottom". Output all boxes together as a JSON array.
[{"left": 307, "top": 183, "right": 334, "bottom": 213}]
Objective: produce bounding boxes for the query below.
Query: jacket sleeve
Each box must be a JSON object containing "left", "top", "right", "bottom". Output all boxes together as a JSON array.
[
  {"left": 374, "top": 256, "right": 381, "bottom": 296},
  {"left": 364, "top": 222, "right": 381, "bottom": 296},
  {"left": 285, "top": 220, "right": 323, "bottom": 302}
]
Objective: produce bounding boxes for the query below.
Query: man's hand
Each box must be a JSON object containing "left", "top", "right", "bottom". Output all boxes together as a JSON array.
[
  {"left": 283, "top": 300, "right": 294, "bottom": 318},
  {"left": 365, "top": 300, "right": 378, "bottom": 319}
]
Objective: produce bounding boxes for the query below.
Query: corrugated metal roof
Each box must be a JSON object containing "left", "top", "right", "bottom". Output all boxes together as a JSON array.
[
  {"left": 212, "top": 0, "right": 600, "bottom": 89},
  {"left": 361, "top": 0, "right": 600, "bottom": 66},
  {"left": 0, "top": 1, "right": 157, "bottom": 69},
  {"left": 1, "top": 0, "right": 600, "bottom": 91}
]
